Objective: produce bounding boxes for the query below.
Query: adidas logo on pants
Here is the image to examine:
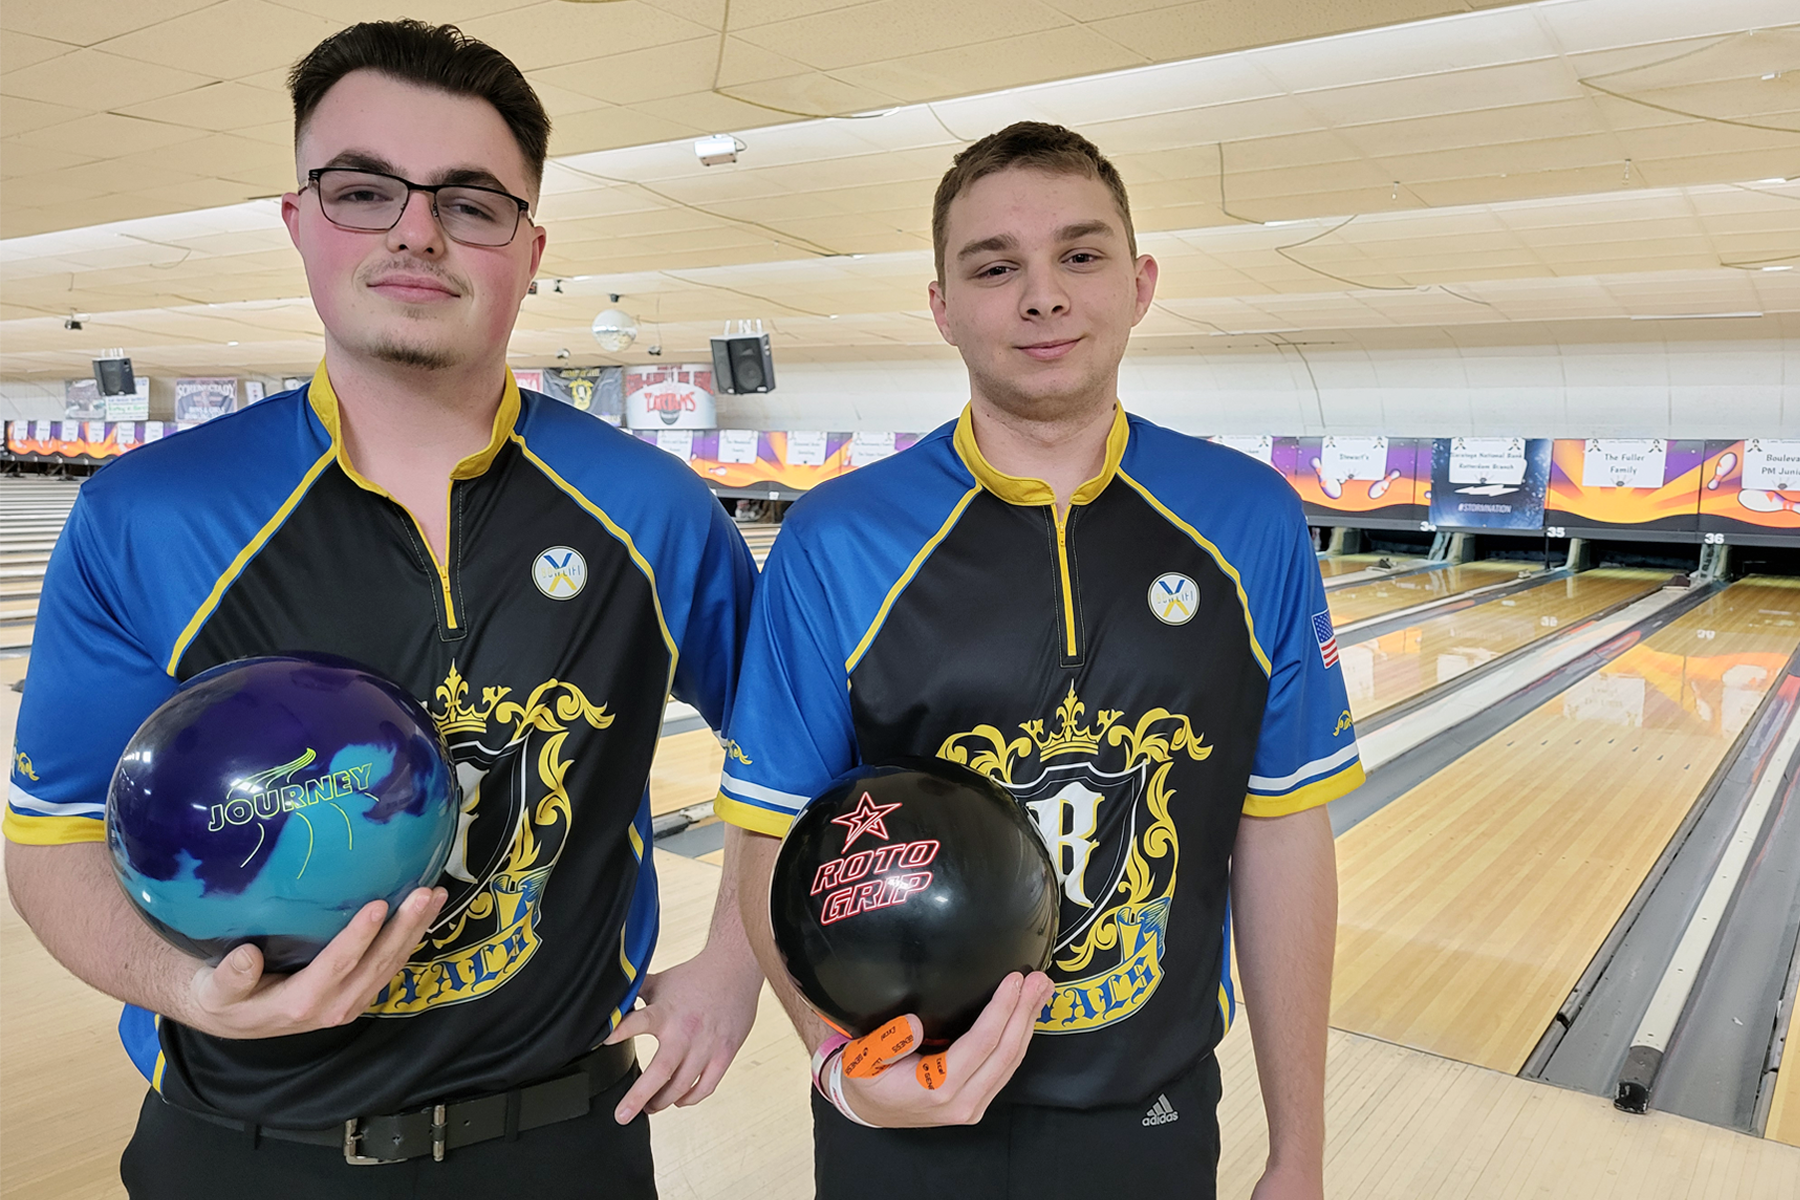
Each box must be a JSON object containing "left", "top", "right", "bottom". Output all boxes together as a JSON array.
[{"left": 1141, "top": 1094, "right": 1180, "bottom": 1126}]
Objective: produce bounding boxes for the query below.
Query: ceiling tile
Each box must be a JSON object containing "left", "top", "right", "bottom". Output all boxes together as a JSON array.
[
  {"left": 116, "top": 81, "right": 294, "bottom": 133},
  {"left": 0, "top": 0, "right": 222, "bottom": 48},
  {"left": 731, "top": 0, "right": 1077, "bottom": 73},
  {"left": 100, "top": 0, "right": 345, "bottom": 77},
  {"left": 458, "top": 1, "right": 718, "bottom": 72},
  {"left": 2, "top": 48, "right": 216, "bottom": 113}
]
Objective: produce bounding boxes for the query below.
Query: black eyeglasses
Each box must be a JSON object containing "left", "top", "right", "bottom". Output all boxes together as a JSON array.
[{"left": 305, "top": 168, "right": 531, "bottom": 247}]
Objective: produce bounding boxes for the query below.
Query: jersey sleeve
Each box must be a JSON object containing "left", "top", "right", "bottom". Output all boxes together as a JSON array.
[
  {"left": 668, "top": 500, "right": 757, "bottom": 733},
  {"left": 7, "top": 500, "right": 178, "bottom": 845},
  {"left": 713, "top": 533, "right": 856, "bottom": 838},
  {"left": 1243, "top": 517, "right": 1363, "bottom": 818}
]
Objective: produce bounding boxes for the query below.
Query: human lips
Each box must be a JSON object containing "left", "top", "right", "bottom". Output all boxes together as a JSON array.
[
  {"left": 367, "top": 273, "right": 460, "bottom": 303},
  {"left": 1018, "top": 337, "right": 1079, "bottom": 361}
]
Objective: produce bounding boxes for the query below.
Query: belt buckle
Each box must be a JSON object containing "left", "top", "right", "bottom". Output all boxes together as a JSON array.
[{"left": 342, "top": 1117, "right": 399, "bottom": 1166}]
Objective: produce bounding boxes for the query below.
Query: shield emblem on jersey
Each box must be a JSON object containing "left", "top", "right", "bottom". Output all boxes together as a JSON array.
[{"left": 1000, "top": 759, "right": 1150, "bottom": 955}]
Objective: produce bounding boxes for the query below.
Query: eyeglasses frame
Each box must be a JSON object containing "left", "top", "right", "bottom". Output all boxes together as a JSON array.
[{"left": 303, "top": 167, "right": 533, "bottom": 248}]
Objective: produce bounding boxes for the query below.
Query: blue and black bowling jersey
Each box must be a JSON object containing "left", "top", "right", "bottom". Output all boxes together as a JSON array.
[
  {"left": 5, "top": 366, "right": 755, "bottom": 1127},
  {"left": 717, "top": 405, "right": 1360, "bottom": 1109}
]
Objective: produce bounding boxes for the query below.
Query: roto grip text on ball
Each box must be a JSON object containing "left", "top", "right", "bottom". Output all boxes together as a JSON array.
[{"left": 810, "top": 837, "right": 939, "bottom": 925}]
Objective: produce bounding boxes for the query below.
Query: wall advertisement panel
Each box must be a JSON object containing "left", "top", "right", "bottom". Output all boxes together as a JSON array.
[
  {"left": 1427, "top": 437, "right": 1552, "bottom": 532},
  {"left": 1545, "top": 439, "right": 1703, "bottom": 541},
  {"left": 1290, "top": 436, "right": 1428, "bottom": 530}
]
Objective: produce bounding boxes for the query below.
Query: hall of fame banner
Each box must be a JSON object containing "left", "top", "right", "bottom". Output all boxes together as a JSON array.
[
  {"left": 1545, "top": 439, "right": 1704, "bottom": 541},
  {"left": 1695, "top": 440, "right": 1800, "bottom": 545},
  {"left": 1289, "top": 437, "right": 1427, "bottom": 529}
]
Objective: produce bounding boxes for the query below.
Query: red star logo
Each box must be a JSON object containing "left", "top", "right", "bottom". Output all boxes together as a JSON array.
[{"left": 829, "top": 791, "right": 902, "bottom": 851}]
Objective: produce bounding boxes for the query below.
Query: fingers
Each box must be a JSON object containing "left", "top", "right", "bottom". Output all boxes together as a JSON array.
[
  {"left": 943, "top": 973, "right": 1049, "bottom": 1114},
  {"left": 614, "top": 1039, "right": 679, "bottom": 1124},
  {"left": 843, "top": 1015, "right": 921, "bottom": 1080},
  {"left": 342, "top": 887, "right": 447, "bottom": 1000}
]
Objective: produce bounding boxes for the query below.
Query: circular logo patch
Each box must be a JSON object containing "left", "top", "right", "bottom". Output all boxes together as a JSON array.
[
  {"left": 1148, "top": 573, "right": 1199, "bottom": 625},
  {"left": 533, "top": 546, "right": 587, "bottom": 600}
]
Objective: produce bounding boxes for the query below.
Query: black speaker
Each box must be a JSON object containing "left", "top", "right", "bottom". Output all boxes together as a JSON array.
[
  {"left": 93, "top": 357, "right": 135, "bottom": 397},
  {"left": 710, "top": 334, "right": 775, "bottom": 394}
]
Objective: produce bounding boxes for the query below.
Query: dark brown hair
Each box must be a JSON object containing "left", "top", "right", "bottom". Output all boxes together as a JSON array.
[
  {"left": 931, "top": 121, "right": 1136, "bottom": 281},
  {"left": 289, "top": 20, "right": 551, "bottom": 192}
]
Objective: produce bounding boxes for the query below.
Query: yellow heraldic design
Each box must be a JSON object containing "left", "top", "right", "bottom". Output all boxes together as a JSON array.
[
  {"left": 367, "top": 662, "right": 613, "bottom": 1016},
  {"left": 938, "top": 684, "right": 1211, "bottom": 1035}
]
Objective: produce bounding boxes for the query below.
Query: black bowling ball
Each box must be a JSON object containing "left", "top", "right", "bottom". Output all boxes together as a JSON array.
[{"left": 769, "top": 759, "right": 1059, "bottom": 1042}]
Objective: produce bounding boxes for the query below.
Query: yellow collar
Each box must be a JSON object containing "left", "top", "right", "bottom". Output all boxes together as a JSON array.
[
  {"left": 952, "top": 402, "right": 1129, "bottom": 508},
  {"left": 306, "top": 361, "right": 522, "bottom": 490}
]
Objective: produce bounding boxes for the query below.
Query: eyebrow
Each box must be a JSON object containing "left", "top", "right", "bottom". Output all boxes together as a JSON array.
[
  {"left": 319, "top": 151, "right": 517, "bottom": 196},
  {"left": 955, "top": 220, "right": 1119, "bottom": 261}
]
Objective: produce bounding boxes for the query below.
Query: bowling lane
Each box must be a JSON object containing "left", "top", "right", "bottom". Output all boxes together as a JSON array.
[
  {"left": 1317, "top": 553, "right": 1427, "bottom": 579},
  {"left": 1330, "top": 578, "right": 1800, "bottom": 1074},
  {"left": 1327, "top": 559, "right": 1536, "bottom": 627},
  {"left": 1338, "top": 568, "right": 1666, "bottom": 721}
]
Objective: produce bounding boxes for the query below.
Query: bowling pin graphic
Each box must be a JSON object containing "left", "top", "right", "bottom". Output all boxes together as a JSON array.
[
  {"left": 1311, "top": 457, "right": 1343, "bottom": 500},
  {"left": 1738, "top": 489, "right": 1799, "bottom": 514},
  {"left": 1367, "top": 468, "right": 1403, "bottom": 500},
  {"left": 1708, "top": 451, "right": 1737, "bottom": 490}
]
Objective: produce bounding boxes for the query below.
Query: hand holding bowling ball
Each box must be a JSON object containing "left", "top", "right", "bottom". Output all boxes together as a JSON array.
[
  {"left": 107, "top": 654, "right": 461, "bottom": 976},
  {"left": 769, "top": 760, "right": 1059, "bottom": 1042}
]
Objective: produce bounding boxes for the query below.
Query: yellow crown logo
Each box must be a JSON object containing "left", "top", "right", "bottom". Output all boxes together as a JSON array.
[
  {"left": 432, "top": 662, "right": 509, "bottom": 736},
  {"left": 1024, "top": 684, "right": 1121, "bottom": 759}
]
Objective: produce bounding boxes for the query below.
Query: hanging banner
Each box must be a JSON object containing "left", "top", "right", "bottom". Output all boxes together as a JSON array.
[
  {"left": 1546, "top": 439, "right": 1702, "bottom": 541},
  {"left": 623, "top": 365, "right": 715, "bottom": 429},
  {"left": 1428, "top": 437, "right": 1552, "bottom": 531},
  {"left": 848, "top": 432, "right": 899, "bottom": 468},
  {"left": 540, "top": 367, "right": 624, "bottom": 425},
  {"left": 64, "top": 378, "right": 106, "bottom": 420},
  {"left": 717, "top": 428, "right": 760, "bottom": 464},
  {"left": 174, "top": 378, "right": 238, "bottom": 424},
  {"left": 513, "top": 370, "right": 544, "bottom": 393},
  {"left": 785, "top": 431, "right": 829, "bottom": 467},
  {"left": 1208, "top": 435, "right": 1274, "bottom": 466},
  {"left": 654, "top": 429, "right": 695, "bottom": 460}
]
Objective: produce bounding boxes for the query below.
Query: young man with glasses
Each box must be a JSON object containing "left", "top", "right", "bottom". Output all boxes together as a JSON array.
[
  {"left": 6, "top": 21, "right": 761, "bottom": 1197},
  {"left": 719, "top": 123, "right": 1355, "bottom": 1200}
]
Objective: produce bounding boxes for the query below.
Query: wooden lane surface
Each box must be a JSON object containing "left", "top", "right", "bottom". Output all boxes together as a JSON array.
[
  {"left": 1327, "top": 560, "right": 1537, "bottom": 627},
  {"left": 1341, "top": 568, "right": 1666, "bottom": 721},
  {"left": 1332, "top": 577, "right": 1800, "bottom": 1074},
  {"left": 1768, "top": 1044, "right": 1800, "bottom": 1147},
  {"left": 649, "top": 727, "right": 725, "bottom": 817},
  {"left": 1318, "top": 553, "right": 1426, "bottom": 579}
]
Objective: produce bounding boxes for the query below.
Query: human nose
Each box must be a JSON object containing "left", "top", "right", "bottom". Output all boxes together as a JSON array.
[
  {"left": 1019, "top": 264, "right": 1068, "bottom": 319},
  {"left": 385, "top": 188, "right": 445, "bottom": 256}
]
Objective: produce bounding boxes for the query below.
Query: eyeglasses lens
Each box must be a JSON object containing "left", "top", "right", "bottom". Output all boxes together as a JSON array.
[{"left": 316, "top": 171, "right": 519, "bottom": 247}]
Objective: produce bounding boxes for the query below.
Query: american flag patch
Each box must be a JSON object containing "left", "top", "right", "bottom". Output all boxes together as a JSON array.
[{"left": 1312, "top": 611, "right": 1339, "bottom": 668}]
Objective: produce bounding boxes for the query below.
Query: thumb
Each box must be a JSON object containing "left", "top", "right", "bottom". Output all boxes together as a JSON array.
[
  {"left": 203, "top": 943, "right": 264, "bottom": 1003},
  {"left": 842, "top": 1014, "right": 923, "bottom": 1080}
]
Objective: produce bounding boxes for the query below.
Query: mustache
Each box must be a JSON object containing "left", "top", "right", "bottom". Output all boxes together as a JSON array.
[{"left": 357, "top": 259, "right": 466, "bottom": 294}]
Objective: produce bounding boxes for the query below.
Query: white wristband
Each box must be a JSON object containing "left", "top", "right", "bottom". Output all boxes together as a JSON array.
[{"left": 821, "top": 1048, "right": 877, "bottom": 1127}]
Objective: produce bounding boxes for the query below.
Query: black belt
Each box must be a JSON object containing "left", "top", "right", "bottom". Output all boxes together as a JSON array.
[{"left": 173, "top": 1039, "right": 636, "bottom": 1165}]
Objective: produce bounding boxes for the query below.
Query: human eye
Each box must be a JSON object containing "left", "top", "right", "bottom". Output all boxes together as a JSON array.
[
  {"left": 327, "top": 174, "right": 401, "bottom": 207},
  {"left": 441, "top": 189, "right": 506, "bottom": 224}
]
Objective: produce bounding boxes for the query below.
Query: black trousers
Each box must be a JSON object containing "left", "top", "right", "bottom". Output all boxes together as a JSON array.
[
  {"left": 813, "top": 1053, "right": 1222, "bottom": 1200},
  {"left": 120, "top": 1068, "right": 655, "bottom": 1200}
]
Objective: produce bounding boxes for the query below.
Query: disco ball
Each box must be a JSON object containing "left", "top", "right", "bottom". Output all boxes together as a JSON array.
[{"left": 592, "top": 308, "right": 637, "bottom": 353}]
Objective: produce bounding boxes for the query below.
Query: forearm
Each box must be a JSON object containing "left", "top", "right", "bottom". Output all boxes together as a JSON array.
[
  {"left": 6, "top": 838, "right": 205, "bottom": 1024},
  {"left": 702, "top": 824, "right": 767, "bottom": 983},
  {"left": 1230, "top": 805, "right": 1336, "bottom": 1175},
  {"left": 735, "top": 828, "right": 833, "bottom": 1052}
]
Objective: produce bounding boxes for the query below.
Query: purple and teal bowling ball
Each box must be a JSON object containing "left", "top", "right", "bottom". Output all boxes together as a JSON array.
[{"left": 106, "top": 654, "right": 459, "bottom": 973}]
